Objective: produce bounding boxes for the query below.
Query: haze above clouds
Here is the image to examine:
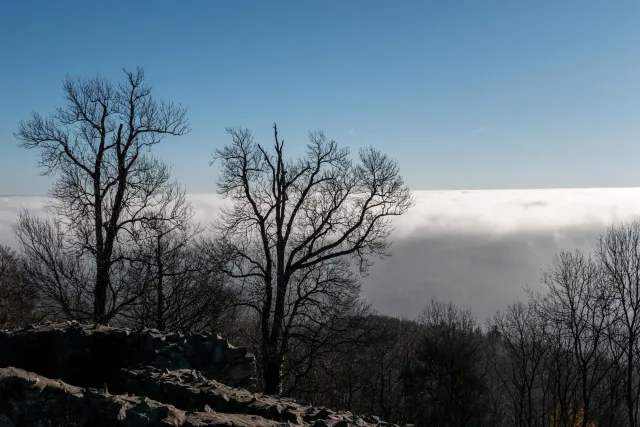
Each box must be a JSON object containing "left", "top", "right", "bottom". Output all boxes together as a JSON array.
[{"left": 2, "top": 188, "right": 640, "bottom": 321}]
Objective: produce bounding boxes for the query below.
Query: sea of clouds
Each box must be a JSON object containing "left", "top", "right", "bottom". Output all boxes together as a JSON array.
[{"left": 3, "top": 188, "right": 640, "bottom": 322}]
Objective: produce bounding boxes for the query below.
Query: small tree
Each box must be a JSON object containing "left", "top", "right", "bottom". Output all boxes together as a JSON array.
[
  {"left": 14, "top": 212, "right": 93, "bottom": 320},
  {"left": 488, "top": 301, "right": 550, "bottom": 427},
  {"left": 596, "top": 220, "right": 640, "bottom": 427},
  {"left": 0, "top": 245, "right": 36, "bottom": 329},
  {"left": 537, "top": 250, "right": 612, "bottom": 427},
  {"left": 212, "top": 124, "right": 413, "bottom": 394},
  {"left": 120, "top": 213, "right": 236, "bottom": 333},
  {"left": 405, "top": 300, "right": 490, "bottom": 427},
  {"left": 118, "top": 185, "right": 200, "bottom": 331},
  {"left": 278, "top": 257, "right": 364, "bottom": 395},
  {"left": 15, "top": 67, "right": 189, "bottom": 323}
]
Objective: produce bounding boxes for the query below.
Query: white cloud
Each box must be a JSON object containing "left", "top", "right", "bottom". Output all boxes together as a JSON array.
[
  {"left": 364, "top": 188, "right": 640, "bottom": 319},
  {"left": 393, "top": 188, "right": 640, "bottom": 238},
  {"left": 3, "top": 188, "right": 640, "bottom": 320},
  {"left": 0, "top": 196, "right": 50, "bottom": 248}
]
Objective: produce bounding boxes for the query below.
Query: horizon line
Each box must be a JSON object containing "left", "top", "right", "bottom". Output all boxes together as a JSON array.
[{"left": 3, "top": 185, "right": 640, "bottom": 198}]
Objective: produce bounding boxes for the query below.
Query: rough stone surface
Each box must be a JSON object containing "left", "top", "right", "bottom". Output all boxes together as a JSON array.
[
  {"left": 0, "top": 323, "right": 396, "bottom": 427},
  {"left": 0, "top": 367, "right": 282, "bottom": 427},
  {"left": 120, "top": 368, "right": 314, "bottom": 423},
  {"left": 0, "top": 322, "right": 256, "bottom": 390}
]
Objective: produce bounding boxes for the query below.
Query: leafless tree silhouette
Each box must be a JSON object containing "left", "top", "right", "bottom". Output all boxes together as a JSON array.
[
  {"left": 0, "top": 245, "right": 36, "bottom": 328},
  {"left": 120, "top": 204, "right": 235, "bottom": 332},
  {"left": 537, "top": 250, "right": 613, "bottom": 427},
  {"left": 596, "top": 221, "right": 640, "bottom": 427},
  {"left": 211, "top": 123, "right": 413, "bottom": 394},
  {"left": 14, "top": 67, "right": 189, "bottom": 323}
]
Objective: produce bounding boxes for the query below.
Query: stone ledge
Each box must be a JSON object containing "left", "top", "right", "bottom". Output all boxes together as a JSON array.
[
  {"left": 0, "top": 367, "right": 282, "bottom": 427},
  {"left": 119, "top": 368, "right": 392, "bottom": 427}
]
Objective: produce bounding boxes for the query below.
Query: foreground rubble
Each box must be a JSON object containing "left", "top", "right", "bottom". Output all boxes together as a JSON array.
[{"left": 0, "top": 323, "right": 397, "bottom": 427}]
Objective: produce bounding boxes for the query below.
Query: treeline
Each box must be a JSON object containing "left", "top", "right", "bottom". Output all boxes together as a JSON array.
[
  {"left": 3, "top": 67, "right": 640, "bottom": 427},
  {"left": 227, "top": 219, "right": 640, "bottom": 427},
  {"left": 4, "top": 223, "right": 640, "bottom": 427},
  {"left": 298, "top": 224, "right": 640, "bottom": 427}
]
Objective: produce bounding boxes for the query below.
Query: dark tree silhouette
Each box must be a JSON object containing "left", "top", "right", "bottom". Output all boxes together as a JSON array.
[
  {"left": 14, "top": 67, "right": 189, "bottom": 323},
  {"left": 211, "top": 124, "right": 413, "bottom": 394},
  {"left": 0, "top": 245, "right": 36, "bottom": 328},
  {"left": 537, "top": 250, "right": 613, "bottom": 427},
  {"left": 405, "top": 300, "right": 491, "bottom": 427},
  {"left": 121, "top": 219, "right": 236, "bottom": 332},
  {"left": 596, "top": 221, "right": 640, "bottom": 427}
]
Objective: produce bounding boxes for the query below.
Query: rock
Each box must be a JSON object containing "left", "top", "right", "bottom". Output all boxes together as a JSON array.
[
  {"left": 315, "top": 408, "right": 333, "bottom": 420},
  {"left": 225, "top": 346, "right": 248, "bottom": 362},
  {"left": 0, "top": 367, "right": 281, "bottom": 427},
  {"left": 284, "top": 412, "right": 304, "bottom": 425},
  {"left": 0, "top": 415, "right": 15, "bottom": 427},
  {"left": 0, "top": 321, "right": 257, "bottom": 390},
  {"left": 0, "top": 323, "right": 397, "bottom": 427}
]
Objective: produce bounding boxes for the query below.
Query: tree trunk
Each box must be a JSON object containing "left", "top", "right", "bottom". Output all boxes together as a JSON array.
[
  {"left": 156, "top": 272, "right": 165, "bottom": 331},
  {"left": 93, "top": 186, "right": 106, "bottom": 324},
  {"left": 264, "top": 259, "right": 288, "bottom": 395},
  {"left": 156, "top": 236, "right": 165, "bottom": 331},
  {"left": 93, "top": 258, "right": 109, "bottom": 324},
  {"left": 263, "top": 353, "right": 283, "bottom": 395},
  {"left": 626, "top": 350, "right": 636, "bottom": 427}
]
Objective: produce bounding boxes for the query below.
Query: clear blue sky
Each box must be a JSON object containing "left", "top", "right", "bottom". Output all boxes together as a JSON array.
[{"left": 1, "top": 1, "right": 639, "bottom": 195}]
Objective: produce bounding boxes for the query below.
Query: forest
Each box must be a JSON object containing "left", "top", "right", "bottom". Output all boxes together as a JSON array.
[{"left": 2, "top": 68, "right": 640, "bottom": 427}]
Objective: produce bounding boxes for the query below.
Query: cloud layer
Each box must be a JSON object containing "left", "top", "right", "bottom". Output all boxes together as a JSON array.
[{"left": 2, "top": 188, "right": 640, "bottom": 321}]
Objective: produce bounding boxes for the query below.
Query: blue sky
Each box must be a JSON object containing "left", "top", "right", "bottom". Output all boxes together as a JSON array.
[{"left": 1, "top": 1, "right": 639, "bottom": 195}]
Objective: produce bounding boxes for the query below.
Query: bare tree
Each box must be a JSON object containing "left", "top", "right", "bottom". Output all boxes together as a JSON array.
[
  {"left": 14, "top": 67, "right": 189, "bottom": 323},
  {"left": 211, "top": 124, "right": 413, "bottom": 394},
  {"left": 405, "top": 300, "right": 490, "bottom": 427},
  {"left": 121, "top": 222, "right": 238, "bottom": 332},
  {"left": 593, "top": 352, "right": 626, "bottom": 427},
  {"left": 117, "top": 185, "right": 202, "bottom": 331},
  {"left": 278, "top": 258, "right": 365, "bottom": 396},
  {"left": 292, "top": 311, "right": 421, "bottom": 424},
  {"left": 542, "top": 320, "right": 581, "bottom": 427},
  {"left": 489, "top": 301, "right": 550, "bottom": 427},
  {"left": 13, "top": 212, "right": 94, "bottom": 320},
  {"left": 0, "top": 245, "right": 36, "bottom": 329},
  {"left": 596, "top": 220, "right": 640, "bottom": 427},
  {"left": 536, "top": 250, "right": 613, "bottom": 427}
]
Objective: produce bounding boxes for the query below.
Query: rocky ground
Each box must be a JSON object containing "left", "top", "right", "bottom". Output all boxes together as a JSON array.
[{"left": 0, "top": 323, "right": 396, "bottom": 427}]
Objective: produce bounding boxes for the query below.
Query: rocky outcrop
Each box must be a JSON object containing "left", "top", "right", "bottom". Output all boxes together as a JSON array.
[
  {"left": 0, "top": 367, "right": 282, "bottom": 426},
  {"left": 0, "top": 323, "right": 397, "bottom": 427},
  {"left": 0, "top": 321, "right": 256, "bottom": 391},
  {"left": 118, "top": 368, "right": 392, "bottom": 426}
]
